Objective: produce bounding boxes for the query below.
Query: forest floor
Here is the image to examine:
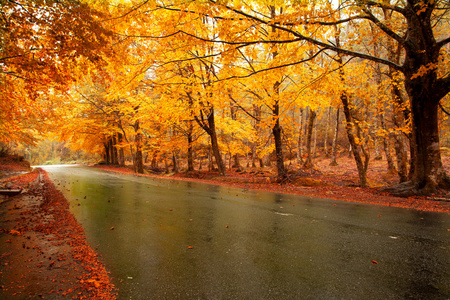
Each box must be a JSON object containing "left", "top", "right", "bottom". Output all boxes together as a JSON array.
[
  {"left": 0, "top": 156, "right": 116, "bottom": 299},
  {"left": 96, "top": 155, "right": 450, "bottom": 214}
]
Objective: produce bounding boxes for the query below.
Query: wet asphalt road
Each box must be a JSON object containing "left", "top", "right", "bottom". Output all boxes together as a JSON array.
[{"left": 43, "top": 166, "right": 450, "bottom": 299}]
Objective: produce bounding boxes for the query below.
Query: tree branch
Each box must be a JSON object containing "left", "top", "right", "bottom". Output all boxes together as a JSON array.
[
  {"left": 206, "top": 0, "right": 403, "bottom": 71},
  {"left": 362, "top": 1, "right": 406, "bottom": 15},
  {"left": 439, "top": 101, "right": 450, "bottom": 116},
  {"left": 436, "top": 36, "right": 450, "bottom": 49},
  {"left": 360, "top": 8, "right": 407, "bottom": 47},
  {"left": 436, "top": 75, "right": 450, "bottom": 101},
  {"left": 227, "top": 93, "right": 260, "bottom": 121}
]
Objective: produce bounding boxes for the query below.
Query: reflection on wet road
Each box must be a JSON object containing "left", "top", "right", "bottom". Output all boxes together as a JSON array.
[{"left": 43, "top": 166, "right": 450, "bottom": 299}]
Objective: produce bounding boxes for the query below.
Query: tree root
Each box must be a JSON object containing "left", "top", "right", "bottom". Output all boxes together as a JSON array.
[
  {"left": 380, "top": 181, "right": 449, "bottom": 198},
  {"left": 380, "top": 182, "right": 421, "bottom": 197}
]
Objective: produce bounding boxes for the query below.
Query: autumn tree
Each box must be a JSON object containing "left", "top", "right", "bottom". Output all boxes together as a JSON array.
[
  {"left": 135, "top": 0, "right": 449, "bottom": 194},
  {"left": 0, "top": 0, "right": 112, "bottom": 146}
]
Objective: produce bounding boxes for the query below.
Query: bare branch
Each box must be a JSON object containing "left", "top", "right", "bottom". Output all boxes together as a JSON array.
[
  {"left": 436, "top": 75, "right": 450, "bottom": 100},
  {"left": 103, "top": 0, "right": 151, "bottom": 21},
  {"left": 439, "top": 101, "right": 450, "bottom": 116},
  {"left": 360, "top": 8, "right": 407, "bottom": 47},
  {"left": 362, "top": 1, "right": 406, "bottom": 15},
  {"left": 228, "top": 93, "right": 260, "bottom": 121},
  {"left": 437, "top": 36, "right": 450, "bottom": 49}
]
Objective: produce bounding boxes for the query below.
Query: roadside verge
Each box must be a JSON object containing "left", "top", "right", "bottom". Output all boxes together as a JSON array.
[{"left": 0, "top": 169, "right": 116, "bottom": 299}]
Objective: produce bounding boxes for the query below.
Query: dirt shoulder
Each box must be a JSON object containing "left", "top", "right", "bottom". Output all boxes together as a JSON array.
[
  {"left": 0, "top": 169, "right": 116, "bottom": 299},
  {"left": 95, "top": 162, "right": 450, "bottom": 214}
]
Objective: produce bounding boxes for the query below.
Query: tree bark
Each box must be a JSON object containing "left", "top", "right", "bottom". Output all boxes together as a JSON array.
[
  {"left": 108, "top": 138, "right": 115, "bottom": 165},
  {"left": 297, "top": 107, "right": 304, "bottom": 164},
  {"left": 303, "top": 108, "right": 316, "bottom": 168},
  {"left": 187, "top": 126, "right": 194, "bottom": 172},
  {"left": 272, "top": 110, "right": 286, "bottom": 179},
  {"left": 341, "top": 90, "right": 368, "bottom": 187},
  {"left": 172, "top": 152, "right": 179, "bottom": 173},
  {"left": 117, "top": 132, "right": 125, "bottom": 166},
  {"left": 134, "top": 119, "right": 144, "bottom": 174},
  {"left": 330, "top": 107, "right": 340, "bottom": 166},
  {"left": 112, "top": 135, "right": 118, "bottom": 165},
  {"left": 208, "top": 109, "right": 226, "bottom": 175},
  {"left": 388, "top": 0, "right": 450, "bottom": 194},
  {"left": 104, "top": 142, "right": 110, "bottom": 165},
  {"left": 324, "top": 107, "right": 331, "bottom": 157}
]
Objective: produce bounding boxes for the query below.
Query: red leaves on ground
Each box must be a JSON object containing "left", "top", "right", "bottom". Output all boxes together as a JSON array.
[
  {"left": 1, "top": 169, "right": 39, "bottom": 189},
  {"left": 0, "top": 169, "right": 117, "bottom": 299}
]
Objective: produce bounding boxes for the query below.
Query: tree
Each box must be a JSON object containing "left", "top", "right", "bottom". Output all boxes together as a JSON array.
[
  {"left": 0, "top": 0, "right": 112, "bottom": 145},
  {"left": 143, "top": 0, "right": 450, "bottom": 194}
]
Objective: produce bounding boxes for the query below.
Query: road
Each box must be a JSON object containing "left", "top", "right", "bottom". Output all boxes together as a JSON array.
[{"left": 43, "top": 165, "right": 450, "bottom": 299}]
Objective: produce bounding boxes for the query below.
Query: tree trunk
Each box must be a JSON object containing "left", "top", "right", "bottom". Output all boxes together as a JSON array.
[
  {"left": 330, "top": 107, "right": 340, "bottom": 166},
  {"left": 394, "top": 134, "right": 408, "bottom": 182},
  {"left": 172, "top": 152, "right": 178, "bottom": 173},
  {"left": 324, "top": 107, "right": 331, "bottom": 157},
  {"left": 233, "top": 154, "right": 241, "bottom": 171},
  {"left": 187, "top": 127, "right": 194, "bottom": 172},
  {"left": 164, "top": 154, "right": 169, "bottom": 173},
  {"left": 407, "top": 85, "right": 447, "bottom": 192},
  {"left": 134, "top": 120, "right": 144, "bottom": 174},
  {"left": 151, "top": 153, "right": 158, "bottom": 169},
  {"left": 378, "top": 99, "right": 396, "bottom": 173},
  {"left": 208, "top": 145, "right": 213, "bottom": 171},
  {"left": 303, "top": 108, "right": 316, "bottom": 168},
  {"left": 108, "top": 138, "right": 114, "bottom": 165},
  {"left": 199, "top": 156, "right": 203, "bottom": 170},
  {"left": 112, "top": 135, "right": 118, "bottom": 165},
  {"left": 340, "top": 78, "right": 368, "bottom": 187},
  {"left": 341, "top": 91, "right": 368, "bottom": 187},
  {"left": 117, "top": 132, "right": 125, "bottom": 166},
  {"left": 193, "top": 104, "right": 226, "bottom": 175},
  {"left": 270, "top": 6, "right": 287, "bottom": 182},
  {"left": 313, "top": 123, "right": 317, "bottom": 158},
  {"left": 297, "top": 107, "right": 304, "bottom": 164},
  {"left": 384, "top": 0, "right": 450, "bottom": 195},
  {"left": 272, "top": 113, "right": 286, "bottom": 180},
  {"left": 382, "top": 0, "right": 450, "bottom": 196},
  {"left": 208, "top": 111, "right": 226, "bottom": 175},
  {"left": 104, "top": 142, "right": 110, "bottom": 165}
]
